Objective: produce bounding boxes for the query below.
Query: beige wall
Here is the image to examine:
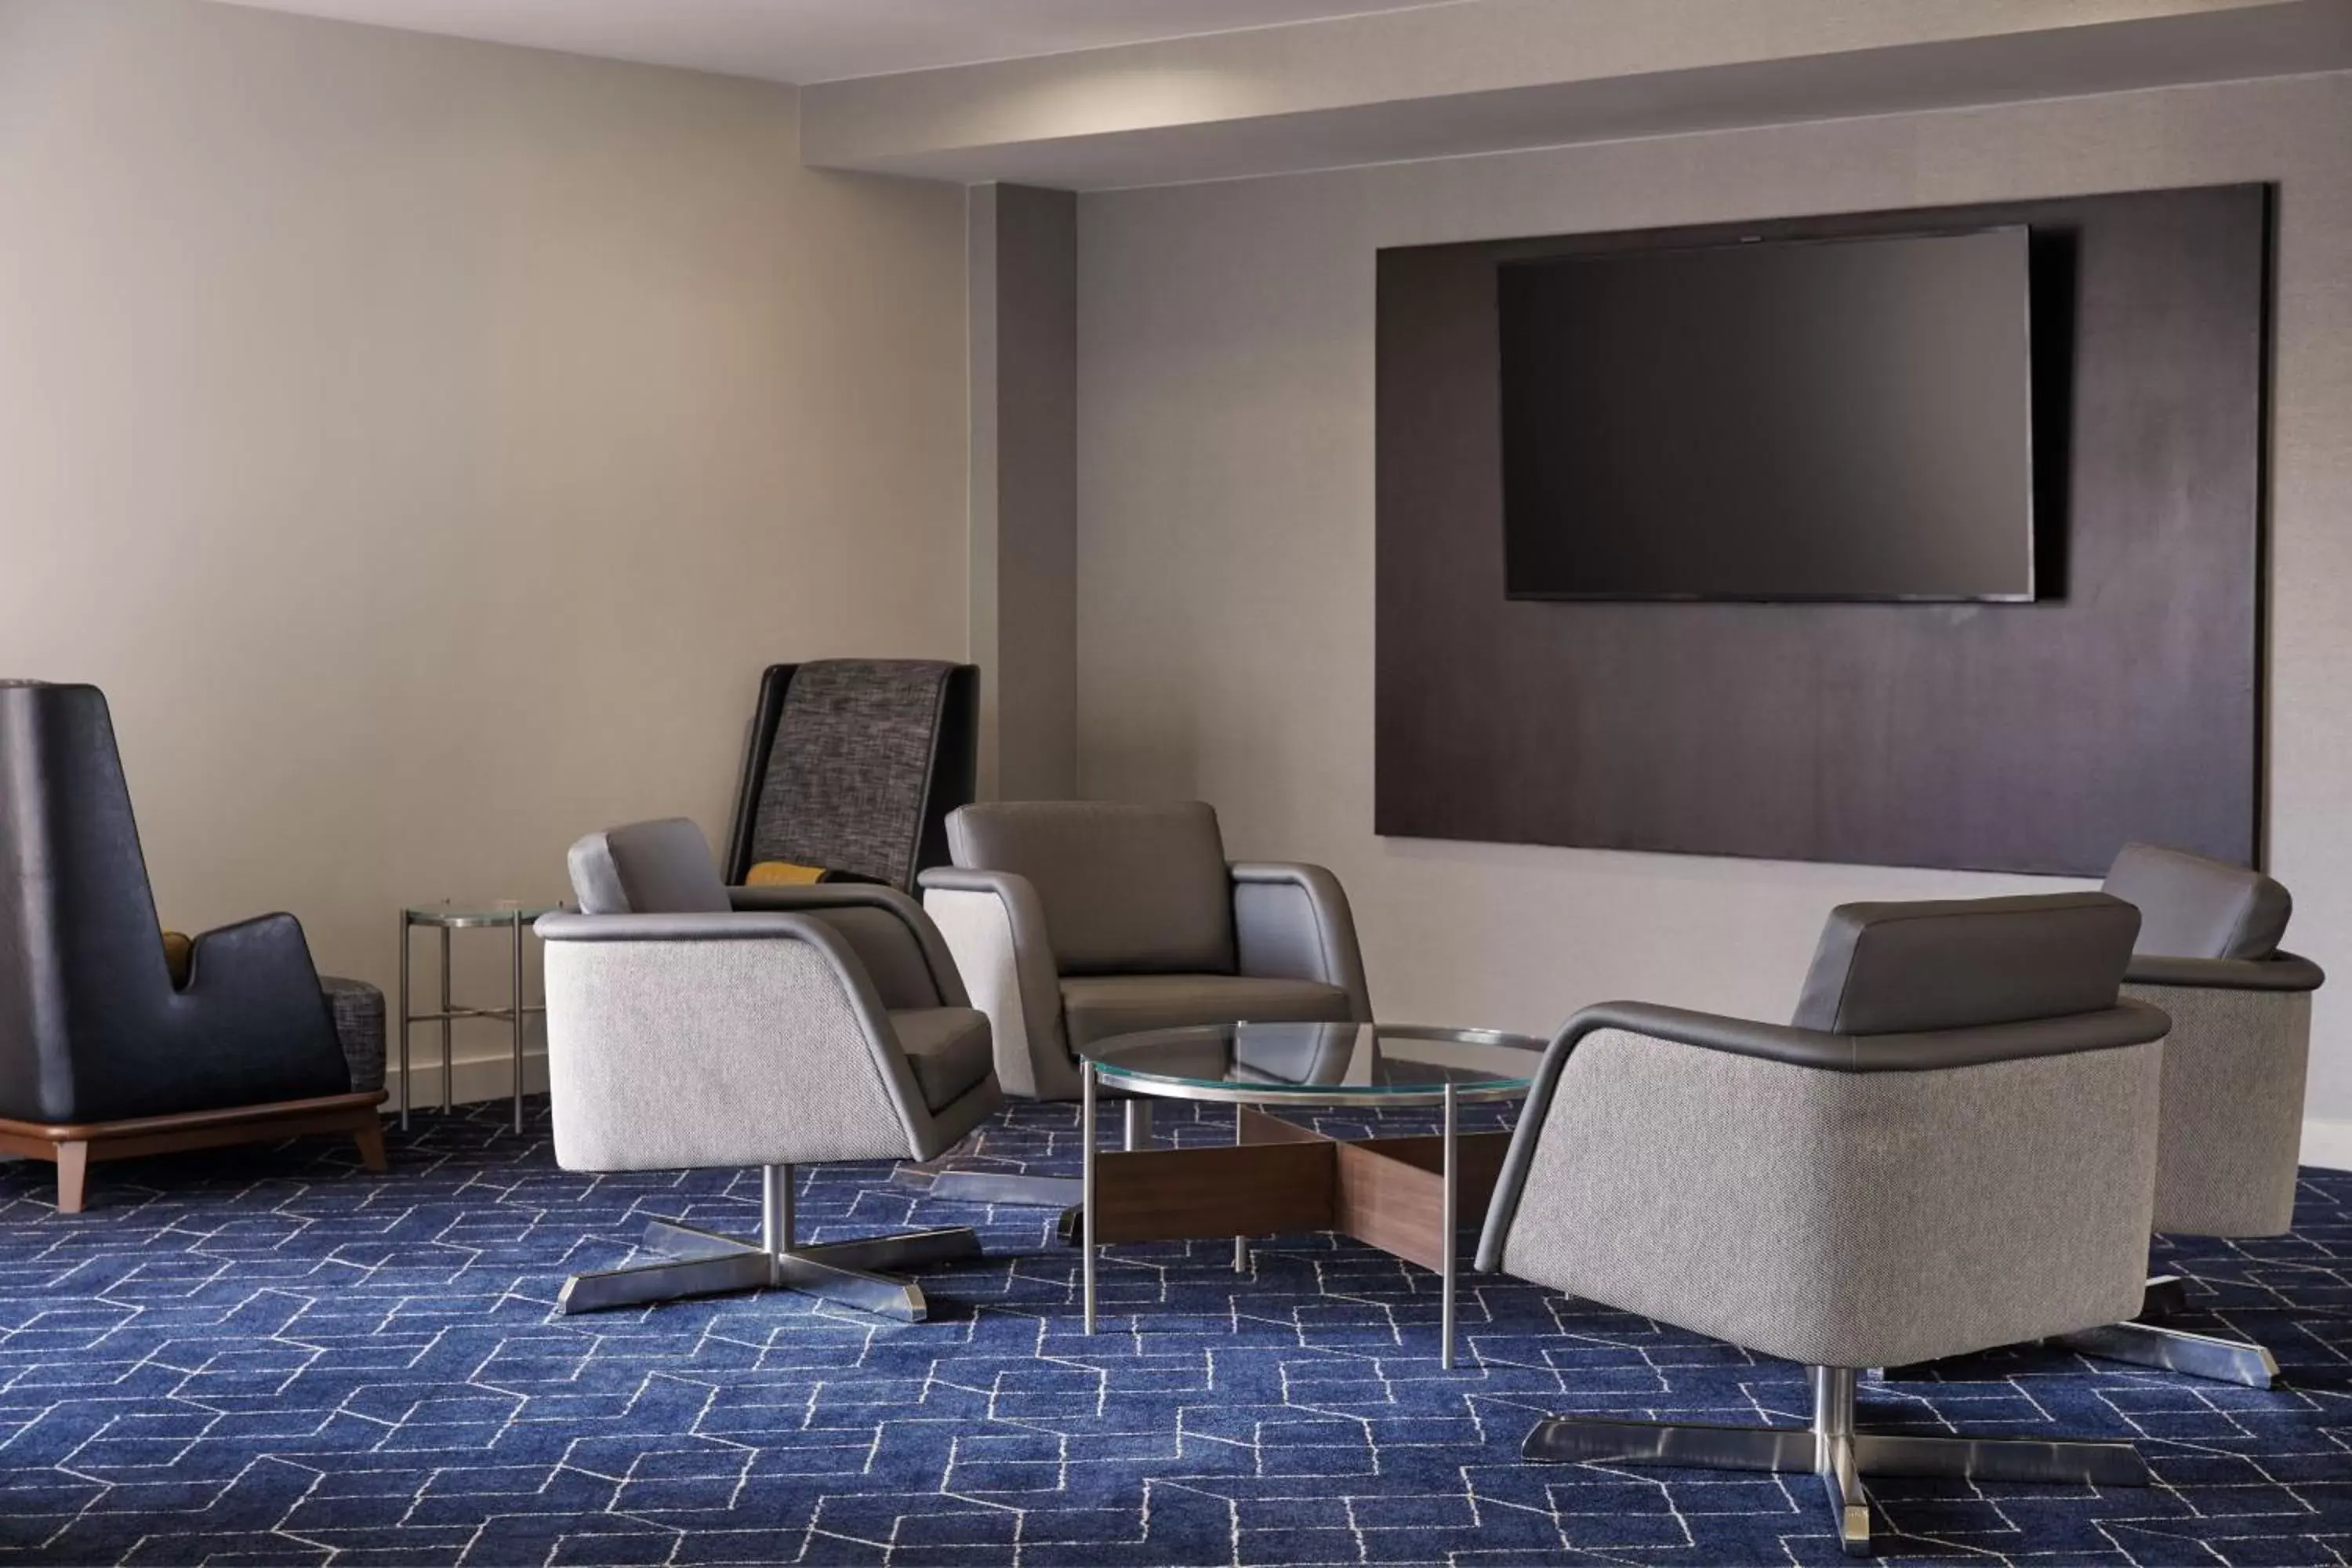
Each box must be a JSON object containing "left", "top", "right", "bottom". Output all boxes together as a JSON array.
[
  {"left": 1076, "top": 72, "right": 2352, "bottom": 1157},
  {"left": 0, "top": 0, "right": 968, "bottom": 1092}
]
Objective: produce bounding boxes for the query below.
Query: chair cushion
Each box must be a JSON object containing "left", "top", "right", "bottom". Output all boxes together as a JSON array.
[
  {"left": 1060, "top": 974, "right": 1355, "bottom": 1052},
  {"left": 948, "top": 800, "right": 1236, "bottom": 975},
  {"left": 2104, "top": 842, "right": 2292, "bottom": 960},
  {"left": 568, "top": 818, "right": 731, "bottom": 914},
  {"left": 1791, "top": 892, "right": 2139, "bottom": 1036},
  {"left": 891, "top": 1007, "right": 994, "bottom": 1112}
]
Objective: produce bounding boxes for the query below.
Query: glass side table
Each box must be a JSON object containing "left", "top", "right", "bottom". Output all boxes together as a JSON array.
[{"left": 397, "top": 902, "right": 562, "bottom": 1134}]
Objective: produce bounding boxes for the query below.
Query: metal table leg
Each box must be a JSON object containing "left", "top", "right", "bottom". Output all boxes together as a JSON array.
[
  {"left": 437, "top": 924, "right": 453, "bottom": 1114},
  {"left": 1233, "top": 1103, "right": 1249, "bottom": 1274},
  {"left": 510, "top": 909, "right": 525, "bottom": 1134},
  {"left": 1441, "top": 1081, "right": 1457, "bottom": 1370},
  {"left": 397, "top": 912, "right": 411, "bottom": 1131},
  {"left": 1082, "top": 1062, "right": 1097, "bottom": 1334}
]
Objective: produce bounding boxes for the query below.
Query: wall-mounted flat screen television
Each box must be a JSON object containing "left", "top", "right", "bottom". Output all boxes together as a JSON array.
[{"left": 1497, "top": 227, "right": 2036, "bottom": 602}]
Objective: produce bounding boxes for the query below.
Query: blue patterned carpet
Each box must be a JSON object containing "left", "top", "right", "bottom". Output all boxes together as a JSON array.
[{"left": 0, "top": 1098, "right": 2347, "bottom": 1566}]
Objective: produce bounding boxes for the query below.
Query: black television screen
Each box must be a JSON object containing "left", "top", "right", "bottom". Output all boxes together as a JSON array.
[{"left": 1497, "top": 227, "right": 2035, "bottom": 601}]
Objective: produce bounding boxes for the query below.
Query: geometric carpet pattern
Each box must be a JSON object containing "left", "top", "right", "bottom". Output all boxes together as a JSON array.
[{"left": 0, "top": 1097, "right": 2347, "bottom": 1566}]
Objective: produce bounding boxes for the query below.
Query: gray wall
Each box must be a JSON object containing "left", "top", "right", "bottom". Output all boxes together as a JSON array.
[
  {"left": 1076, "top": 71, "right": 2352, "bottom": 1158},
  {"left": 0, "top": 0, "right": 970, "bottom": 1098}
]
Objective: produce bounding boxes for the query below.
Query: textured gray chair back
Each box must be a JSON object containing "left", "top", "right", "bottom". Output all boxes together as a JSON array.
[
  {"left": 568, "top": 819, "right": 731, "bottom": 914},
  {"left": 2104, "top": 842, "right": 2291, "bottom": 960},
  {"left": 724, "top": 660, "right": 978, "bottom": 891},
  {"left": 947, "top": 800, "right": 1236, "bottom": 975},
  {"left": 1791, "top": 892, "right": 2142, "bottom": 1035}
]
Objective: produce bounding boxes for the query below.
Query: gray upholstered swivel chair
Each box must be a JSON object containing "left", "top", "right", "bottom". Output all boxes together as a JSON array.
[
  {"left": 1478, "top": 894, "right": 2170, "bottom": 1559},
  {"left": 2056, "top": 843, "right": 2325, "bottom": 1387},
  {"left": 916, "top": 800, "right": 1370, "bottom": 1204},
  {"left": 538, "top": 818, "right": 1000, "bottom": 1321}
]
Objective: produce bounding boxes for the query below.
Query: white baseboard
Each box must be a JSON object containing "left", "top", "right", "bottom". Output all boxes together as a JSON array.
[
  {"left": 2303, "top": 1117, "right": 2352, "bottom": 1173},
  {"left": 385, "top": 1047, "right": 548, "bottom": 1114}
]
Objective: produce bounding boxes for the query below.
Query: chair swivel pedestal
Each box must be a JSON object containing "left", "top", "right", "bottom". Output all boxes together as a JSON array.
[
  {"left": 1525, "top": 1367, "right": 2150, "bottom": 1559},
  {"left": 559, "top": 1164, "right": 979, "bottom": 1321}
]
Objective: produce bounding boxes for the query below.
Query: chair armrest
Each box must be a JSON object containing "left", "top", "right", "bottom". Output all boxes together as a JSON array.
[
  {"left": 918, "top": 866, "right": 1073, "bottom": 1100},
  {"left": 1475, "top": 997, "right": 2172, "bottom": 1273},
  {"left": 535, "top": 909, "right": 946, "bottom": 1167},
  {"left": 177, "top": 912, "right": 353, "bottom": 1094},
  {"left": 728, "top": 884, "right": 970, "bottom": 1007},
  {"left": 1229, "top": 862, "right": 1372, "bottom": 1020},
  {"left": 537, "top": 910, "right": 844, "bottom": 942},
  {"left": 2124, "top": 950, "right": 2325, "bottom": 992}
]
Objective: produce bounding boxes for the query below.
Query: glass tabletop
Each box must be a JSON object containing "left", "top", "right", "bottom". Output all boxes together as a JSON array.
[
  {"left": 403, "top": 902, "right": 566, "bottom": 928},
  {"left": 1081, "top": 1021, "right": 1548, "bottom": 1106}
]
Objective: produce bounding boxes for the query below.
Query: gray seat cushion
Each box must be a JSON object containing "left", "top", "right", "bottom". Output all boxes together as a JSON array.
[
  {"left": 891, "top": 1007, "right": 994, "bottom": 1111},
  {"left": 2104, "top": 841, "right": 2292, "bottom": 960},
  {"left": 948, "top": 800, "right": 1236, "bottom": 975},
  {"left": 1059, "top": 974, "right": 1354, "bottom": 1052},
  {"left": 1791, "top": 891, "right": 2139, "bottom": 1035}
]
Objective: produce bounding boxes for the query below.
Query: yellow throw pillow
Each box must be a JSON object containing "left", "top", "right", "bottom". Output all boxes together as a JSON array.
[
  {"left": 746, "top": 861, "right": 827, "bottom": 887},
  {"left": 162, "top": 930, "right": 194, "bottom": 988}
]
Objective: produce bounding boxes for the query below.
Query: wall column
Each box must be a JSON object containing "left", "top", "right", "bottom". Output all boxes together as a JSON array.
[{"left": 967, "top": 182, "right": 1078, "bottom": 799}]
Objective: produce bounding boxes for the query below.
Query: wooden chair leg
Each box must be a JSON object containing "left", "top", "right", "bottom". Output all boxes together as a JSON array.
[
  {"left": 353, "top": 1122, "right": 390, "bottom": 1173},
  {"left": 54, "top": 1142, "right": 89, "bottom": 1214}
]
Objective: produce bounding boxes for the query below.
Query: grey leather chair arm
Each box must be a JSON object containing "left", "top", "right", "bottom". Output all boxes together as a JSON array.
[
  {"left": 539, "top": 910, "right": 855, "bottom": 942},
  {"left": 2123, "top": 950, "right": 2325, "bottom": 992},
  {"left": 1477, "top": 996, "right": 2172, "bottom": 1273},
  {"left": 918, "top": 866, "right": 1074, "bottom": 1099},
  {"left": 1229, "top": 862, "right": 1373, "bottom": 1020},
  {"left": 728, "top": 884, "right": 971, "bottom": 1007}
]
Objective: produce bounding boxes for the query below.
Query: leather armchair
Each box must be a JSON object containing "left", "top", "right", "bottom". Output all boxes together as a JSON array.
[
  {"left": 1478, "top": 893, "right": 2171, "bottom": 1559},
  {"left": 539, "top": 818, "right": 1000, "bottom": 1321},
  {"left": 916, "top": 800, "right": 1370, "bottom": 1204},
  {"left": 0, "top": 681, "right": 385, "bottom": 1212}
]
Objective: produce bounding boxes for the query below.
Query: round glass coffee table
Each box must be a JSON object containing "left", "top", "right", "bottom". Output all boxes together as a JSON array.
[{"left": 1078, "top": 1021, "right": 1545, "bottom": 1369}]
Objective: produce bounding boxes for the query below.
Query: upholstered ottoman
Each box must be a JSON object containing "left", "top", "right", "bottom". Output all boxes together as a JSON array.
[{"left": 320, "top": 975, "right": 387, "bottom": 1094}]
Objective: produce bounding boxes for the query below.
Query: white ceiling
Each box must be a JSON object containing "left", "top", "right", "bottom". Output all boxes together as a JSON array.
[{"left": 204, "top": 0, "right": 1454, "bottom": 84}]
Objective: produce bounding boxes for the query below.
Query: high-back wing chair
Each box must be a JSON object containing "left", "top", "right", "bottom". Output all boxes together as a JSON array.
[
  {"left": 1478, "top": 893, "right": 2170, "bottom": 1559},
  {"left": 916, "top": 800, "right": 1370, "bottom": 1204},
  {"left": 539, "top": 818, "right": 1000, "bottom": 1321},
  {"left": 0, "top": 682, "right": 386, "bottom": 1212},
  {"left": 2069, "top": 842, "right": 2325, "bottom": 1386},
  {"left": 722, "top": 660, "right": 978, "bottom": 891}
]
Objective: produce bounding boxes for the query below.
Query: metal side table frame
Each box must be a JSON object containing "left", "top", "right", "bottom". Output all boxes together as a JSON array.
[{"left": 397, "top": 903, "right": 560, "bottom": 1134}]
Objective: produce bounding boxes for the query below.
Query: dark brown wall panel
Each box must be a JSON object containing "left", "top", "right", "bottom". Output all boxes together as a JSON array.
[{"left": 1374, "top": 185, "right": 2267, "bottom": 876}]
